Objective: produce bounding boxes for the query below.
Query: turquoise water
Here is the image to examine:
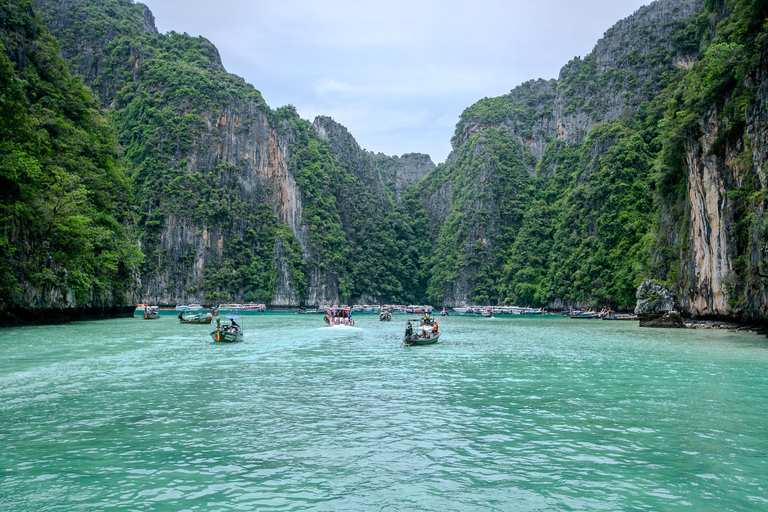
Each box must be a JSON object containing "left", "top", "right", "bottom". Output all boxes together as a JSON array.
[{"left": 1, "top": 313, "right": 767, "bottom": 511}]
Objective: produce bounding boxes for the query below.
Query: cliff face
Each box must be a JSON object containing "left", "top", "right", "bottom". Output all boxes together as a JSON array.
[
  {"left": 425, "top": 0, "right": 707, "bottom": 308},
  {"left": 676, "top": 36, "right": 768, "bottom": 321},
  {"left": 454, "top": 0, "right": 704, "bottom": 158},
  {"left": 313, "top": 116, "right": 434, "bottom": 203},
  {"left": 34, "top": 0, "right": 436, "bottom": 308},
  {"left": 1, "top": 0, "right": 140, "bottom": 323}
]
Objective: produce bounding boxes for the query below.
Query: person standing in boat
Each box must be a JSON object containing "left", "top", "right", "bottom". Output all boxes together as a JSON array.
[{"left": 405, "top": 322, "right": 413, "bottom": 338}]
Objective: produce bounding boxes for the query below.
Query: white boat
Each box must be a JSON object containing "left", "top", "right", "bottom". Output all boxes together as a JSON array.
[
  {"left": 217, "top": 303, "right": 243, "bottom": 313},
  {"left": 242, "top": 303, "right": 265, "bottom": 312},
  {"left": 452, "top": 307, "right": 472, "bottom": 314},
  {"left": 325, "top": 307, "right": 354, "bottom": 326},
  {"left": 176, "top": 303, "right": 202, "bottom": 311}
]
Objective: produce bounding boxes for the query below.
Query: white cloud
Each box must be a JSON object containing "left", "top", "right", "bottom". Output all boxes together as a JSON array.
[{"left": 140, "top": 0, "right": 652, "bottom": 162}]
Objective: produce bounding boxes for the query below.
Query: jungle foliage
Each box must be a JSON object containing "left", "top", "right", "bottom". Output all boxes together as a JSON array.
[
  {"left": 0, "top": 0, "right": 140, "bottom": 313},
  {"left": 424, "top": 0, "right": 768, "bottom": 310}
]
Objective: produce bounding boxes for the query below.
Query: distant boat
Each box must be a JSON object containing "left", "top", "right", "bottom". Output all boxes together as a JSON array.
[
  {"left": 441, "top": 308, "right": 449, "bottom": 316},
  {"left": 602, "top": 311, "right": 638, "bottom": 321},
  {"left": 242, "top": 303, "right": 266, "bottom": 312},
  {"left": 325, "top": 307, "right": 354, "bottom": 326},
  {"left": 142, "top": 306, "right": 160, "bottom": 320},
  {"left": 297, "top": 307, "right": 326, "bottom": 314},
  {"left": 569, "top": 310, "right": 601, "bottom": 319},
  {"left": 379, "top": 310, "right": 392, "bottom": 321},
  {"left": 210, "top": 316, "right": 243, "bottom": 342},
  {"left": 217, "top": 303, "right": 243, "bottom": 313},
  {"left": 175, "top": 303, "right": 202, "bottom": 311},
  {"left": 452, "top": 307, "right": 471, "bottom": 314},
  {"left": 179, "top": 310, "right": 214, "bottom": 324}
]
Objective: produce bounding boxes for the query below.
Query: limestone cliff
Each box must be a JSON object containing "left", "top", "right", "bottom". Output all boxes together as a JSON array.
[
  {"left": 454, "top": 0, "right": 704, "bottom": 159},
  {"left": 427, "top": 0, "right": 709, "bottom": 308},
  {"left": 674, "top": 36, "right": 768, "bottom": 322},
  {"left": 35, "top": 0, "right": 435, "bottom": 307},
  {"left": 313, "top": 116, "right": 434, "bottom": 204}
]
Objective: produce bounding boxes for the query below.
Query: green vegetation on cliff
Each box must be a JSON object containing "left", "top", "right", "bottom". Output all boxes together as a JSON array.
[
  {"left": 652, "top": 0, "right": 768, "bottom": 315},
  {"left": 0, "top": 0, "right": 139, "bottom": 315},
  {"left": 35, "top": 0, "right": 433, "bottom": 306}
]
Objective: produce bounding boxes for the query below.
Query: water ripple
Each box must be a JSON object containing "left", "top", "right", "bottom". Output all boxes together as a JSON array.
[{"left": 1, "top": 315, "right": 768, "bottom": 510}]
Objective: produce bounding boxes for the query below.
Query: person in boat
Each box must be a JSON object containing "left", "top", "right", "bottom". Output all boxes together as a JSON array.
[
  {"left": 178, "top": 310, "right": 184, "bottom": 320},
  {"left": 405, "top": 322, "right": 413, "bottom": 338},
  {"left": 231, "top": 319, "right": 239, "bottom": 328}
]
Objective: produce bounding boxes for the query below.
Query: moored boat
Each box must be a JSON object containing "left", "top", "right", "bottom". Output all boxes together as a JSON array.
[
  {"left": 325, "top": 307, "right": 354, "bottom": 326},
  {"left": 569, "top": 308, "right": 607, "bottom": 319},
  {"left": 403, "top": 314, "right": 441, "bottom": 346},
  {"left": 217, "top": 303, "right": 243, "bottom": 313},
  {"left": 297, "top": 307, "right": 326, "bottom": 314},
  {"left": 210, "top": 315, "right": 243, "bottom": 342},
  {"left": 178, "top": 309, "right": 214, "bottom": 324},
  {"left": 406, "top": 305, "right": 433, "bottom": 314},
  {"left": 602, "top": 311, "right": 639, "bottom": 321},
  {"left": 242, "top": 303, "right": 266, "bottom": 312}
]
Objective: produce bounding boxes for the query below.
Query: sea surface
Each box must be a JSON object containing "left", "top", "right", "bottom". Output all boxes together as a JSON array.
[{"left": 1, "top": 312, "right": 767, "bottom": 511}]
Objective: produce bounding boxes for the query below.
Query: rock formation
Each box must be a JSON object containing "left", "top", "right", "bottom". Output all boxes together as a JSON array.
[{"left": 635, "top": 280, "right": 685, "bottom": 328}]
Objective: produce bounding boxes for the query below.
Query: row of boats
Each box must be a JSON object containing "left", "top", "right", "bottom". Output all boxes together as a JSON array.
[
  {"left": 566, "top": 309, "right": 639, "bottom": 320},
  {"left": 323, "top": 307, "right": 440, "bottom": 346},
  {"left": 140, "top": 306, "right": 245, "bottom": 343},
  {"left": 137, "top": 303, "right": 266, "bottom": 313},
  {"left": 139, "top": 304, "right": 439, "bottom": 346},
  {"left": 298, "top": 304, "right": 435, "bottom": 314}
]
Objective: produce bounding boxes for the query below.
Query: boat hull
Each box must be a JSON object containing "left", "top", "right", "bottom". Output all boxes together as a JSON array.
[
  {"left": 210, "top": 329, "right": 243, "bottom": 342},
  {"left": 404, "top": 333, "right": 440, "bottom": 346},
  {"left": 180, "top": 317, "right": 212, "bottom": 324}
]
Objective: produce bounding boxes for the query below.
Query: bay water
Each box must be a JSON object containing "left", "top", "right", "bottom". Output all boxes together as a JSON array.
[{"left": 1, "top": 312, "right": 767, "bottom": 511}]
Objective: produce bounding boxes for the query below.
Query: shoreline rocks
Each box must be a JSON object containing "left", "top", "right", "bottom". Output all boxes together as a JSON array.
[{"left": 635, "top": 280, "right": 685, "bottom": 328}]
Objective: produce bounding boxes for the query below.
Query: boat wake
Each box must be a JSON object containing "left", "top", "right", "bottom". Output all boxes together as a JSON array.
[{"left": 322, "top": 325, "right": 363, "bottom": 332}]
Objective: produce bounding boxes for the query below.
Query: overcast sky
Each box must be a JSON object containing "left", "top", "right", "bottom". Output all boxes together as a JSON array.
[{"left": 139, "top": 0, "right": 651, "bottom": 163}]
